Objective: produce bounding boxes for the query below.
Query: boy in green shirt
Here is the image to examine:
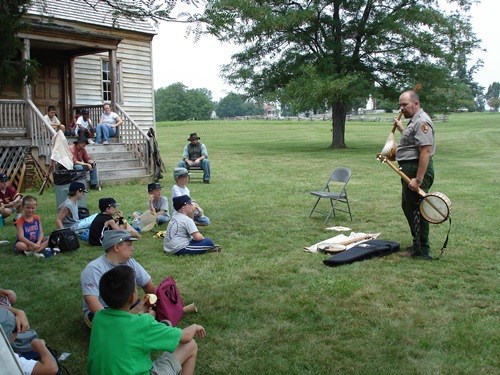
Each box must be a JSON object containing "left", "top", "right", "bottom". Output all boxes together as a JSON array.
[{"left": 88, "top": 265, "right": 206, "bottom": 375}]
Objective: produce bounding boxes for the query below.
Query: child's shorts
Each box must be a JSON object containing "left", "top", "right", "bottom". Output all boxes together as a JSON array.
[{"left": 150, "top": 351, "right": 181, "bottom": 375}]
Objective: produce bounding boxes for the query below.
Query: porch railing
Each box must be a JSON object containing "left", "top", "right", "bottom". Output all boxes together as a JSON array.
[
  {"left": 0, "top": 99, "right": 25, "bottom": 133},
  {"left": 115, "top": 103, "right": 152, "bottom": 174},
  {"left": 0, "top": 99, "right": 55, "bottom": 164},
  {"left": 27, "top": 100, "right": 56, "bottom": 164}
]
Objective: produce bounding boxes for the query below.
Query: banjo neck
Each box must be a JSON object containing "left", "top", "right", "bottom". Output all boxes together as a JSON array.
[{"left": 376, "top": 154, "right": 427, "bottom": 197}]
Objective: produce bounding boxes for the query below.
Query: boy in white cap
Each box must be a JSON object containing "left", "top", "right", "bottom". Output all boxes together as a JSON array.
[{"left": 171, "top": 168, "right": 210, "bottom": 226}]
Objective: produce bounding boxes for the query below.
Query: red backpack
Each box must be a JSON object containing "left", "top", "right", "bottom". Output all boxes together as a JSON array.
[{"left": 154, "top": 277, "right": 184, "bottom": 326}]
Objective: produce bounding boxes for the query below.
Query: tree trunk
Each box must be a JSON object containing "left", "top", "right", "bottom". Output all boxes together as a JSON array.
[{"left": 329, "top": 101, "right": 348, "bottom": 149}]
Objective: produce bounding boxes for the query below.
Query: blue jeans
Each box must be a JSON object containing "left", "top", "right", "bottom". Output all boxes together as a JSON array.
[
  {"left": 156, "top": 214, "right": 170, "bottom": 225},
  {"left": 177, "top": 159, "right": 211, "bottom": 181},
  {"left": 194, "top": 214, "right": 211, "bottom": 226},
  {"left": 96, "top": 124, "right": 117, "bottom": 143},
  {"left": 74, "top": 164, "right": 99, "bottom": 186}
]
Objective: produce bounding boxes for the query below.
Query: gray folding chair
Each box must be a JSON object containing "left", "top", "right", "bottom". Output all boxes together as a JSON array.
[{"left": 309, "top": 167, "right": 352, "bottom": 223}]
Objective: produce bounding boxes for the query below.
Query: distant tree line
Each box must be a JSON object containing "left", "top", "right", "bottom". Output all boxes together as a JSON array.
[{"left": 154, "top": 83, "right": 264, "bottom": 121}]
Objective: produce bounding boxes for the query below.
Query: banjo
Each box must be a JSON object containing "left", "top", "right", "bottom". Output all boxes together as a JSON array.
[{"left": 376, "top": 154, "right": 451, "bottom": 224}]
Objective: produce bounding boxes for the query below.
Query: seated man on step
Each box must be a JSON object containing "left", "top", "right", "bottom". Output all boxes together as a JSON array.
[{"left": 69, "top": 136, "right": 100, "bottom": 190}]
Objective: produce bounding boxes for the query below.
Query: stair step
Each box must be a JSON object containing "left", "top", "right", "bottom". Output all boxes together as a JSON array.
[
  {"left": 98, "top": 158, "right": 142, "bottom": 169},
  {"left": 98, "top": 167, "right": 150, "bottom": 181},
  {"left": 91, "top": 151, "right": 136, "bottom": 160},
  {"left": 86, "top": 143, "right": 126, "bottom": 152}
]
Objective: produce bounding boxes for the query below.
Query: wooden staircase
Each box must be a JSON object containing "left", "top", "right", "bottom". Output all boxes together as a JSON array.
[{"left": 87, "top": 142, "right": 150, "bottom": 185}]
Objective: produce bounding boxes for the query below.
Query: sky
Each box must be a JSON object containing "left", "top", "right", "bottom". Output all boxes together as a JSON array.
[{"left": 152, "top": 0, "right": 499, "bottom": 101}]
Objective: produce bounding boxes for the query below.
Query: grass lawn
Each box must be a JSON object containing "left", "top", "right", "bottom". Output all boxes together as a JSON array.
[{"left": 1, "top": 112, "right": 498, "bottom": 374}]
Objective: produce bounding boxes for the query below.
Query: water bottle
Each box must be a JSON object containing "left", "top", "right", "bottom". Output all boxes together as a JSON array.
[{"left": 132, "top": 218, "right": 142, "bottom": 233}]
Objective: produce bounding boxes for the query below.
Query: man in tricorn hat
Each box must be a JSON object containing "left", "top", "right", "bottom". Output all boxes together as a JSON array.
[
  {"left": 69, "top": 136, "right": 100, "bottom": 189},
  {"left": 177, "top": 133, "right": 211, "bottom": 183}
]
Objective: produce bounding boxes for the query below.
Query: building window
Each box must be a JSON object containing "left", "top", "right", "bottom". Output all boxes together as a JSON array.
[{"left": 101, "top": 60, "right": 122, "bottom": 103}]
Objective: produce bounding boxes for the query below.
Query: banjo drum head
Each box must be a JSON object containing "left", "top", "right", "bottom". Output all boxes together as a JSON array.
[{"left": 420, "top": 192, "right": 451, "bottom": 224}]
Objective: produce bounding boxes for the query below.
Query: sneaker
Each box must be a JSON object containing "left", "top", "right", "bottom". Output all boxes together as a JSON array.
[
  {"left": 24, "top": 251, "right": 33, "bottom": 256},
  {"left": 103, "top": 141, "right": 110, "bottom": 145},
  {"left": 203, "top": 180, "right": 210, "bottom": 184},
  {"left": 208, "top": 245, "right": 222, "bottom": 253},
  {"left": 33, "top": 252, "right": 45, "bottom": 258},
  {"left": 52, "top": 247, "right": 61, "bottom": 253},
  {"left": 87, "top": 139, "right": 95, "bottom": 144}
]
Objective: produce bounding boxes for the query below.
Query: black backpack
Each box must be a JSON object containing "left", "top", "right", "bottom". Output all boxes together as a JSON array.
[{"left": 48, "top": 228, "right": 80, "bottom": 252}]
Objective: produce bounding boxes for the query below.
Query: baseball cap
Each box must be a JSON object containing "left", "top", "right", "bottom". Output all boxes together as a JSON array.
[
  {"left": 148, "top": 182, "right": 162, "bottom": 192},
  {"left": 0, "top": 173, "right": 8, "bottom": 182},
  {"left": 173, "top": 167, "right": 190, "bottom": 179},
  {"left": 173, "top": 195, "right": 192, "bottom": 211},
  {"left": 99, "top": 197, "right": 118, "bottom": 212},
  {"left": 102, "top": 230, "right": 137, "bottom": 251},
  {"left": 0, "top": 308, "right": 16, "bottom": 335},
  {"left": 69, "top": 181, "right": 89, "bottom": 193}
]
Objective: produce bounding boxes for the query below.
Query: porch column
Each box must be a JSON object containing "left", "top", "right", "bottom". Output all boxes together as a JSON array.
[
  {"left": 70, "top": 56, "right": 76, "bottom": 113},
  {"left": 22, "top": 38, "right": 32, "bottom": 139},
  {"left": 109, "top": 49, "right": 117, "bottom": 108},
  {"left": 22, "top": 38, "right": 31, "bottom": 101}
]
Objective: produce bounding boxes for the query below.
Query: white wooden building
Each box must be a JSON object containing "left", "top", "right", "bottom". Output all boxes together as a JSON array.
[{"left": 0, "top": 0, "right": 162, "bottom": 190}]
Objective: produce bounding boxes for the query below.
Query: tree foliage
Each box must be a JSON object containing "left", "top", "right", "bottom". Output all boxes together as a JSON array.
[
  {"left": 216, "top": 92, "right": 264, "bottom": 118},
  {"left": 155, "top": 83, "right": 214, "bottom": 121},
  {"left": 485, "top": 82, "right": 500, "bottom": 112},
  {"left": 202, "top": 0, "right": 482, "bottom": 148},
  {"left": 0, "top": 0, "right": 39, "bottom": 92},
  {"left": 1, "top": 0, "right": 203, "bottom": 92},
  {"left": 80, "top": 0, "right": 203, "bottom": 24}
]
